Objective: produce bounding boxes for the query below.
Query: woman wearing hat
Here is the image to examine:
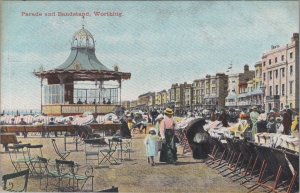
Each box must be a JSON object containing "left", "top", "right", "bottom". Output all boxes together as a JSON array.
[
  {"left": 250, "top": 106, "right": 260, "bottom": 140},
  {"left": 155, "top": 114, "right": 164, "bottom": 136},
  {"left": 159, "top": 108, "right": 177, "bottom": 164}
]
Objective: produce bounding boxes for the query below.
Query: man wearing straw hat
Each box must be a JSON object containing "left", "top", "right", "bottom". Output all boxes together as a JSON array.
[{"left": 159, "top": 108, "right": 177, "bottom": 164}]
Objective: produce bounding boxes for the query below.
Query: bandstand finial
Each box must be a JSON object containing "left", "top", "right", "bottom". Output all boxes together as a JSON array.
[{"left": 82, "top": 16, "right": 85, "bottom": 29}]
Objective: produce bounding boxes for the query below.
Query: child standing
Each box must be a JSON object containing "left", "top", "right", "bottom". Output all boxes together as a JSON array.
[{"left": 145, "top": 128, "right": 160, "bottom": 166}]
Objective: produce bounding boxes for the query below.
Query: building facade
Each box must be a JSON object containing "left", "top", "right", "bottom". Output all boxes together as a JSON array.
[
  {"left": 225, "top": 64, "right": 255, "bottom": 110},
  {"left": 192, "top": 79, "right": 205, "bottom": 110},
  {"left": 183, "top": 83, "right": 193, "bottom": 111},
  {"left": 262, "top": 33, "right": 299, "bottom": 112},
  {"left": 245, "top": 62, "right": 264, "bottom": 109},
  {"left": 204, "top": 73, "right": 228, "bottom": 110}
]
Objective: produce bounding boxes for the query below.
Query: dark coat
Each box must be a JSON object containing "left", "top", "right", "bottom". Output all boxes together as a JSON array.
[
  {"left": 186, "top": 118, "right": 210, "bottom": 159},
  {"left": 282, "top": 111, "right": 292, "bottom": 135},
  {"left": 120, "top": 118, "right": 132, "bottom": 138}
]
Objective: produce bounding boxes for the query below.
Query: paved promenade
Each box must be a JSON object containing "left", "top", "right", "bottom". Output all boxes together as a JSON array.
[{"left": 0, "top": 133, "right": 248, "bottom": 192}]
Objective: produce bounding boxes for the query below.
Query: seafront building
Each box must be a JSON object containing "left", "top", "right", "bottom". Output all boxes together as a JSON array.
[
  {"left": 125, "top": 33, "right": 298, "bottom": 114},
  {"left": 262, "top": 33, "right": 299, "bottom": 112},
  {"left": 225, "top": 65, "right": 255, "bottom": 109}
]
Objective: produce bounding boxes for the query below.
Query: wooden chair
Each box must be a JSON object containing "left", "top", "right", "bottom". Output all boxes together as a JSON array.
[
  {"left": 51, "top": 139, "right": 70, "bottom": 160},
  {"left": 2, "top": 169, "right": 29, "bottom": 192}
]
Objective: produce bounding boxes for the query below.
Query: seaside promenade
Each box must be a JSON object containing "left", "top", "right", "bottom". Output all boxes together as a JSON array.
[{"left": 0, "top": 130, "right": 248, "bottom": 192}]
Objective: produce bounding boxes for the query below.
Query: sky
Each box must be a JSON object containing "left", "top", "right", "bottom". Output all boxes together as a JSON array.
[{"left": 0, "top": 1, "right": 299, "bottom": 111}]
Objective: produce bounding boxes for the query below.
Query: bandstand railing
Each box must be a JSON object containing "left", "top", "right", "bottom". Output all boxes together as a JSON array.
[{"left": 42, "top": 104, "right": 120, "bottom": 116}]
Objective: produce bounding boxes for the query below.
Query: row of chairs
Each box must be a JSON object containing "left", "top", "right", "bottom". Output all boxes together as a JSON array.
[
  {"left": 2, "top": 158, "right": 94, "bottom": 192},
  {"left": 83, "top": 137, "right": 132, "bottom": 166},
  {"left": 206, "top": 137, "right": 299, "bottom": 193},
  {"left": 6, "top": 141, "right": 93, "bottom": 192}
]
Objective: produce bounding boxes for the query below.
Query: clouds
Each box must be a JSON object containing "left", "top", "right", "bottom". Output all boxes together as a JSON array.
[{"left": 1, "top": 1, "right": 298, "bottom": 110}]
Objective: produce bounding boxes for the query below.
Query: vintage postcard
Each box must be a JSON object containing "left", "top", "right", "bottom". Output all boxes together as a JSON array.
[{"left": 0, "top": 1, "right": 299, "bottom": 192}]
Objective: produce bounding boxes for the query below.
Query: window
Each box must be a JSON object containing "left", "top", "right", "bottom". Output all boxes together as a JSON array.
[
  {"left": 269, "top": 71, "right": 272, "bottom": 80},
  {"left": 44, "top": 84, "right": 65, "bottom": 104},
  {"left": 290, "top": 103, "right": 292, "bottom": 108},
  {"left": 281, "top": 103, "right": 283, "bottom": 110},
  {"left": 269, "top": 86, "right": 272, "bottom": 96},
  {"left": 263, "top": 61, "right": 266, "bottom": 66},
  {"left": 282, "top": 84, "right": 285, "bottom": 96},
  {"left": 275, "top": 57, "right": 277, "bottom": 63},
  {"left": 290, "top": 52, "right": 293, "bottom": 59},
  {"left": 275, "top": 70, "right": 278, "bottom": 78},
  {"left": 275, "top": 85, "right": 279, "bottom": 95},
  {"left": 281, "top": 68, "right": 285, "bottom": 77},
  {"left": 211, "top": 80, "right": 216, "bottom": 84},
  {"left": 206, "top": 88, "right": 209, "bottom": 94},
  {"left": 289, "top": 81, "right": 293, "bottom": 94},
  {"left": 212, "top": 87, "right": 216, "bottom": 94},
  {"left": 263, "top": 73, "right": 266, "bottom": 81},
  {"left": 281, "top": 55, "right": 284, "bottom": 61},
  {"left": 290, "top": 65, "right": 293, "bottom": 75},
  {"left": 269, "top": 59, "right": 272, "bottom": 65}
]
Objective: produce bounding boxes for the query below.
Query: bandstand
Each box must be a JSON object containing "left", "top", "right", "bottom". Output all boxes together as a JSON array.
[{"left": 34, "top": 25, "right": 131, "bottom": 116}]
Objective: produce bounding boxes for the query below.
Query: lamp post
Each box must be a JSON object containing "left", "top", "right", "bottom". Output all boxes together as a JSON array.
[{"left": 260, "top": 84, "right": 266, "bottom": 111}]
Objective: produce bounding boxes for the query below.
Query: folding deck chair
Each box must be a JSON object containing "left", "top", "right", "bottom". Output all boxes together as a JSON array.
[
  {"left": 99, "top": 138, "right": 118, "bottom": 165},
  {"left": 83, "top": 138, "right": 107, "bottom": 165},
  {"left": 51, "top": 139, "right": 70, "bottom": 160},
  {"left": 285, "top": 151, "right": 299, "bottom": 193}
]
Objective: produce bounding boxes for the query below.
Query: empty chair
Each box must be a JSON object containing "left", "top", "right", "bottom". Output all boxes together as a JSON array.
[
  {"left": 55, "top": 159, "right": 94, "bottom": 192},
  {"left": 8, "top": 143, "right": 31, "bottom": 173},
  {"left": 64, "top": 132, "right": 80, "bottom": 152},
  {"left": 51, "top": 139, "right": 70, "bottom": 160},
  {"left": 83, "top": 138, "right": 107, "bottom": 165},
  {"left": 2, "top": 169, "right": 29, "bottom": 192},
  {"left": 27, "top": 144, "right": 44, "bottom": 175},
  {"left": 99, "top": 139, "right": 118, "bottom": 165},
  {"left": 115, "top": 138, "right": 132, "bottom": 161}
]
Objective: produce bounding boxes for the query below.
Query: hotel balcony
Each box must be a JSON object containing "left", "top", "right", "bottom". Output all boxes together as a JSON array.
[
  {"left": 225, "top": 101, "right": 237, "bottom": 107},
  {"left": 266, "top": 95, "right": 280, "bottom": 101},
  {"left": 237, "top": 101, "right": 251, "bottom": 106}
]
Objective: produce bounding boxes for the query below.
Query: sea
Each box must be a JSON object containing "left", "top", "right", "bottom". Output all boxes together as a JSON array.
[{"left": 1, "top": 109, "right": 41, "bottom": 116}]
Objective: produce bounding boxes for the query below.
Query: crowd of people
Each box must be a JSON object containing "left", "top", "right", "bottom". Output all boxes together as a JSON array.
[{"left": 1, "top": 105, "right": 298, "bottom": 166}]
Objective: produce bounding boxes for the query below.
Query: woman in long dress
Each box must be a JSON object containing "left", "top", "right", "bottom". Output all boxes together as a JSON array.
[{"left": 159, "top": 108, "right": 177, "bottom": 164}]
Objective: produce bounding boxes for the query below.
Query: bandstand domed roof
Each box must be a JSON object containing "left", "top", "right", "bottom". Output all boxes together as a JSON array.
[
  {"left": 34, "top": 26, "right": 131, "bottom": 82},
  {"left": 71, "top": 27, "right": 95, "bottom": 49}
]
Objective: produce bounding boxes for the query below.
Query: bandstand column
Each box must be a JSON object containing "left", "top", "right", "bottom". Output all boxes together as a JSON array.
[
  {"left": 40, "top": 78, "right": 43, "bottom": 114},
  {"left": 119, "top": 79, "right": 122, "bottom": 105}
]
